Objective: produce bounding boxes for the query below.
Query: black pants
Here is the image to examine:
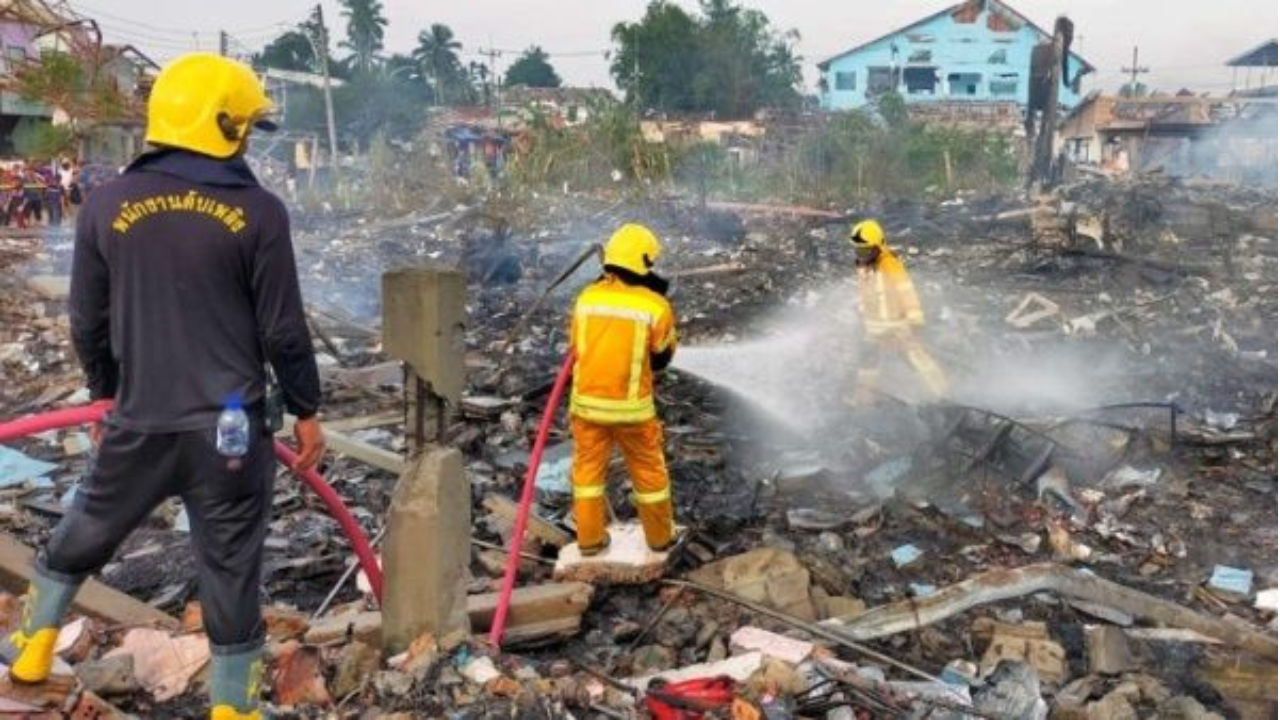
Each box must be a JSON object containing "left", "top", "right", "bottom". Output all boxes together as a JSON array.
[{"left": 42, "top": 421, "right": 275, "bottom": 650}]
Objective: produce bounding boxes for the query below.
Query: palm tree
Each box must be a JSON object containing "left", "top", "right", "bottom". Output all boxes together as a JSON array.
[
  {"left": 339, "top": 0, "right": 388, "bottom": 75},
  {"left": 412, "top": 23, "right": 462, "bottom": 105}
]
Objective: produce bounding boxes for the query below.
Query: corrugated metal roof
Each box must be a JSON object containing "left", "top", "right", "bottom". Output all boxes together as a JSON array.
[{"left": 1226, "top": 39, "right": 1277, "bottom": 67}]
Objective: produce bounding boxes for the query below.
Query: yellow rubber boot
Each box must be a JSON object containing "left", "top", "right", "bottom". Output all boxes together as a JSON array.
[
  {"left": 209, "top": 645, "right": 264, "bottom": 719},
  {"left": 210, "top": 706, "right": 262, "bottom": 720},
  {"left": 1, "top": 571, "right": 80, "bottom": 684},
  {"left": 7, "top": 628, "right": 60, "bottom": 683}
]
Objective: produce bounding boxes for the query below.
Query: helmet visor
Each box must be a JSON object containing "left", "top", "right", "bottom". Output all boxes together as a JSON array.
[{"left": 252, "top": 112, "right": 279, "bottom": 132}]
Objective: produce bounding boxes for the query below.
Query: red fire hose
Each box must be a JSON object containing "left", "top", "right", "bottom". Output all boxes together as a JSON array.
[
  {"left": 0, "top": 402, "right": 384, "bottom": 603},
  {"left": 0, "top": 401, "right": 115, "bottom": 443},
  {"left": 489, "top": 352, "right": 575, "bottom": 647}
]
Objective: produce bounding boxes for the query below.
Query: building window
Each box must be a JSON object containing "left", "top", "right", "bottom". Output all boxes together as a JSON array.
[
  {"left": 908, "top": 49, "right": 932, "bottom": 63},
  {"left": 988, "top": 48, "right": 1008, "bottom": 64},
  {"left": 867, "top": 66, "right": 896, "bottom": 96},
  {"left": 903, "top": 67, "right": 938, "bottom": 95},
  {"left": 948, "top": 72, "right": 982, "bottom": 96},
  {"left": 7, "top": 46, "right": 27, "bottom": 65},
  {"left": 989, "top": 73, "right": 1019, "bottom": 96},
  {"left": 834, "top": 71, "right": 857, "bottom": 91}
]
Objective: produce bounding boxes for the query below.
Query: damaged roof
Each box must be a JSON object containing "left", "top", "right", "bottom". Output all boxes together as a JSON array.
[
  {"left": 816, "top": 0, "right": 1095, "bottom": 72},
  {"left": 1226, "top": 38, "right": 1278, "bottom": 67}
]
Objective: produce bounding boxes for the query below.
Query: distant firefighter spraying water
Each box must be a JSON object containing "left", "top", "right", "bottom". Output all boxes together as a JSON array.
[{"left": 849, "top": 219, "right": 948, "bottom": 399}]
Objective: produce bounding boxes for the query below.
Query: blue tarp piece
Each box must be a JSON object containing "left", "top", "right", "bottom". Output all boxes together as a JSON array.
[
  {"left": 890, "top": 543, "right": 923, "bottom": 568},
  {"left": 534, "top": 442, "right": 573, "bottom": 495},
  {"left": 0, "top": 446, "right": 56, "bottom": 488},
  {"left": 1209, "top": 565, "right": 1253, "bottom": 597}
]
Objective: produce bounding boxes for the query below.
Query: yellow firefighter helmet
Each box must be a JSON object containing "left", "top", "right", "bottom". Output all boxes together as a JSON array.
[
  {"left": 145, "top": 52, "right": 276, "bottom": 159},
  {"left": 603, "top": 223, "right": 663, "bottom": 275},
  {"left": 850, "top": 219, "right": 886, "bottom": 248}
]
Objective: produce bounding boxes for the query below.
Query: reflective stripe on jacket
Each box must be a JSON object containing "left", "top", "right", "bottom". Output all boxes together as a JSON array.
[
  {"left": 857, "top": 248, "right": 924, "bottom": 335},
  {"left": 569, "top": 275, "right": 677, "bottom": 424}
]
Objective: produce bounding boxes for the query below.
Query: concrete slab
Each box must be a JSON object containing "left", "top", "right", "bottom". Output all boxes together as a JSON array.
[
  {"left": 729, "top": 626, "right": 814, "bottom": 665},
  {"left": 553, "top": 522, "right": 675, "bottom": 584},
  {"left": 686, "top": 547, "right": 816, "bottom": 621},
  {"left": 627, "top": 651, "right": 765, "bottom": 691},
  {"left": 304, "top": 610, "right": 383, "bottom": 646},
  {"left": 26, "top": 275, "right": 70, "bottom": 300},
  {"left": 1087, "top": 625, "right": 1137, "bottom": 675}
]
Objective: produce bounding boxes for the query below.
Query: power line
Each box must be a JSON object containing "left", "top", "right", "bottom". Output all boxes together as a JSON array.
[
  {"left": 462, "top": 45, "right": 608, "bottom": 59},
  {"left": 67, "top": 1, "right": 304, "bottom": 37},
  {"left": 91, "top": 21, "right": 207, "bottom": 47}
]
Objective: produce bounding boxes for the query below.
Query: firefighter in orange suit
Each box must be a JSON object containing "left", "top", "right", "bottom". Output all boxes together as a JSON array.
[
  {"left": 569, "top": 223, "right": 678, "bottom": 555},
  {"left": 850, "top": 219, "right": 948, "bottom": 398}
]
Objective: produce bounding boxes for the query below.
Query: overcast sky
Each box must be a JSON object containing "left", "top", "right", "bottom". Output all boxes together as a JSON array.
[{"left": 78, "top": 0, "right": 1278, "bottom": 95}]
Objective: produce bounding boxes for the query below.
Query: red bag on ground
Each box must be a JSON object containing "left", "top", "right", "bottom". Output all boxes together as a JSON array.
[{"left": 645, "top": 676, "right": 737, "bottom": 719}]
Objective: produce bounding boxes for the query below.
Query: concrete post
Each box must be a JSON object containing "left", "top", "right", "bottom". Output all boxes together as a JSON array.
[
  {"left": 382, "top": 268, "right": 466, "bottom": 451},
  {"left": 382, "top": 447, "right": 471, "bottom": 654},
  {"left": 380, "top": 268, "right": 471, "bottom": 654}
]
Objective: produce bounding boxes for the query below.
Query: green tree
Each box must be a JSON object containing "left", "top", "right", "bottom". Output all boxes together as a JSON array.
[
  {"left": 503, "top": 46, "right": 561, "bottom": 88},
  {"left": 12, "top": 118, "right": 73, "bottom": 159},
  {"left": 466, "top": 61, "right": 487, "bottom": 106},
  {"left": 254, "top": 19, "right": 349, "bottom": 78},
  {"left": 1119, "top": 81, "right": 1149, "bottom": 98},
  {"left": 876, "top": 92, "right": 908, "bottom": 127},
  {"left": 413, "top": 23, "right": 467, "bottom": 104},
  {"left": 5, "top": 48, "right": 136, "bottom": 157},
  {"left": 334, "top": 72, "right": 430, "bottom": 140},
  {"left": 339, "top": 0, "right": 388, "bottom": 75},
  {"left": 384, "top": 52, "right": 433, "bottom": 102},
  {"left": 610, "top": 0, "right": 800, "bottom": 116},
  {"left": 254, "top": 29, "right": 316, "bottom": 72},
  {"left": 611, "top": 2, "right": 699, "bottom": 111}
]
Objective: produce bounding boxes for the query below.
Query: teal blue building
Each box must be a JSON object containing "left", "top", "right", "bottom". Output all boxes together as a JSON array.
[{"left": 817, "top": 0, "right": 1093, "bottom": 111}]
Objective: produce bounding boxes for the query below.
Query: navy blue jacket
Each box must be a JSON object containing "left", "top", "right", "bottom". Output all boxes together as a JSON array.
[{"left": 69, "top": 149, "right": 320, "bottom": 431}]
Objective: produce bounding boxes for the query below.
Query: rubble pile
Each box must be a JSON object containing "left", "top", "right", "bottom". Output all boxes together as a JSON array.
[{"left": 0, "top": 172, "right": 1274, "bottom": 717}]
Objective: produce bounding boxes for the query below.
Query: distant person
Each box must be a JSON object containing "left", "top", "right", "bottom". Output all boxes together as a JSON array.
[
  {"left": 59, "top": 160, "right": 78, "bottom": 218},
  {"left": 44, "top": 168, "right": 62, "bottom": 228},
  {"left": 849, "top": 219, "right": 948, "bottom": 400},
  {"left": 0, "top": 170, "right": 20, "bottom": 227},
  {"left": 0, "top": 52, "right": 324, "bottom": 720},
  {"left": 21, "top": 167, "right": 45, "bottom": 225},
  {"left": 77, "top": 162, "right": 92, "bottom": 201},
  {"left": 568, "top": 224, "right": 679, "bottom": 555}
]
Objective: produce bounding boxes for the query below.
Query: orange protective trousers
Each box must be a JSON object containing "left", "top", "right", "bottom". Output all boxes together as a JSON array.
[{"left": 570, "top": 416, "right": 674, "bottom": 551}]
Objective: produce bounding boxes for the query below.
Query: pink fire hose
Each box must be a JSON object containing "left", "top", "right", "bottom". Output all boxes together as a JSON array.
[
  {"left": 0, "top": 402, "right": 384, "bottom": 603},
  {"left": 489, "top": 352, "right": 575, "bottom": 647}
]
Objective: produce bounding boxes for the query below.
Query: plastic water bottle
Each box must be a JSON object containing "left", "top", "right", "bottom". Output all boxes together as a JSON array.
[{"left": 215, "top": 394, "right": 249, "bottom": 458}]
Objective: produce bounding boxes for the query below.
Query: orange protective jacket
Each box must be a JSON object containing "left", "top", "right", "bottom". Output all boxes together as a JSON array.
[
  {"left": 569, "top": 274, "right": 677, "bottom": 424},
  {"left": 856, "top": 248, "right": 924, "bottom": 335}
]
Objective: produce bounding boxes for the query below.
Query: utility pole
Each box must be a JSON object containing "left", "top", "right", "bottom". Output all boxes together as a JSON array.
[
  {"left": 310, "top": 4, "right": 341, "bottom": 185},
  {"left": 1121, "top": 46, "right": 1149, "bottom": 96},
  {"left": 632, "top": 25, "right": 641, "bottom": 109},
  {"left": 218, "top": 30, "right": 228, "bottom": 57},
  {"left": 477, "top": 45, "right": 500, "bottom": 113},
  {"left": 1028, "top": 16, "right": 1071, "bottom": 190}
]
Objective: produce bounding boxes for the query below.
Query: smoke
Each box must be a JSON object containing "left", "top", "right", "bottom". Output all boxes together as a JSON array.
[
  {"left": 672, "top": 280, "right": 867, "bottom": 435},
  {"left": 1141, "top": 105, "right": 1278, "bottom": 185},
  {"left": 671, "top": 275, "right": 1134, "bottom": 439},
  {"left": 1189, "top": 108, "right": 1278, "bottom": 186}
]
